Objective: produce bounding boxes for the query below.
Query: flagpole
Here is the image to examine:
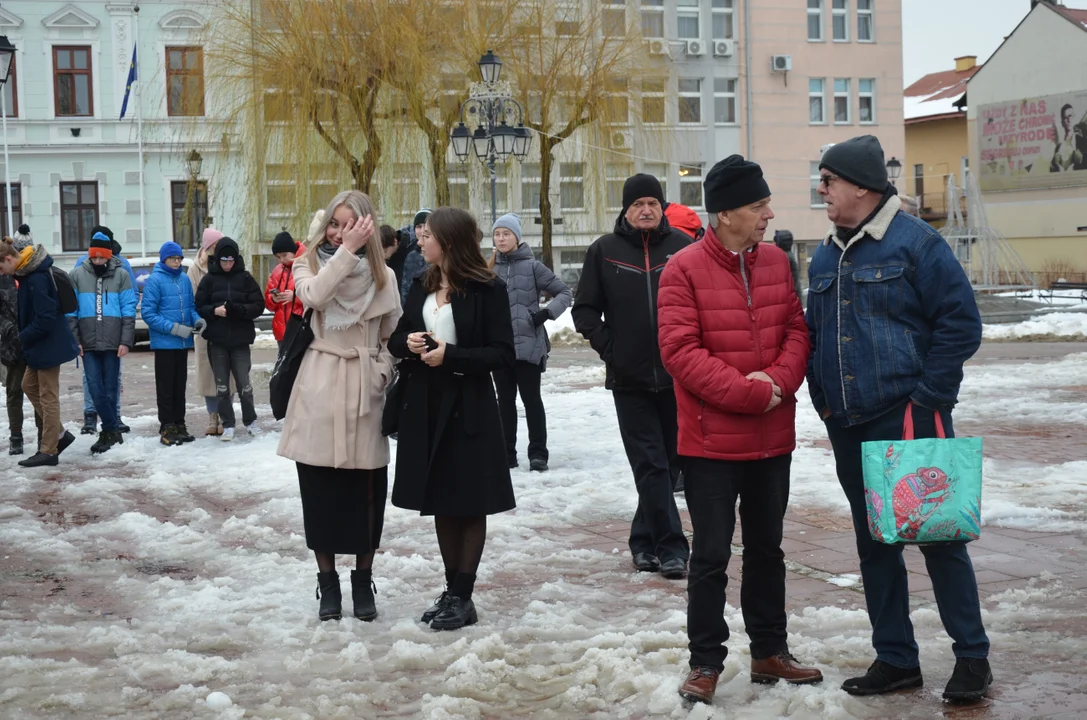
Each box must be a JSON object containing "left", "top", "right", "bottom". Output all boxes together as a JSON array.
[{"left": 134, "top": 4, "right": 146, "bottom": 258}]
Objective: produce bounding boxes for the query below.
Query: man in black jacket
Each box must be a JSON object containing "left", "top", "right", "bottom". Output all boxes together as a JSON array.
[{"left": 572, "top": 173, "right": 692, "bottom": 579}]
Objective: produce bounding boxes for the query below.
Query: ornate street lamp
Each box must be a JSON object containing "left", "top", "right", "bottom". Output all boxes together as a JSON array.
[
  {"left": 449, "top": 51, "right": 534, "bottom": 227},
  {"left": 185, "top": 149, "right": 203, "bottom": 177},
  {"left": 181, "top": 149, "right": 204, "bottom": 245},
  {"left": 0, "top": 36, "right": 16, "bottom": 237},
  {"left": 886, "top": 156, "right": 902, "bottom": 187}
]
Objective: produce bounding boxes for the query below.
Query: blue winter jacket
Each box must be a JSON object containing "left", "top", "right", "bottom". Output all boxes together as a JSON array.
[
  {"left": 141, "top": 263, "right": 199, "bottom": 350},
  {"left": 14, "top": 247, "right": 80, "bottom": 369},
  {"left": 806, "top": 195, "right": 982, "bottom": 426},
  {"left": 67, "top": 257, "right": 138, "bottom": 351}
]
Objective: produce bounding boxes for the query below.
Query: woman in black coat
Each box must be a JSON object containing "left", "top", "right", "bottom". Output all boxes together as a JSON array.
[
  {"left": 194, "top": 237, "right": 265, "bottom": 438},
  {"left": 389, "top": 207, "right": 515, "bottom": 631}
]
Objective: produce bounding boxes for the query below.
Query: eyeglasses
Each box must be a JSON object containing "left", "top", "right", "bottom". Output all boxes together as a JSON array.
[{"left": 818, "top": 174, "right": 839, "bottom": 188}]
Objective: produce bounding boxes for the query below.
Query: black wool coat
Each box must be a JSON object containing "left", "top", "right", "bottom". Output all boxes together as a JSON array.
[{"left": 389, "top": 276, "right": 516, "bottom": 516}]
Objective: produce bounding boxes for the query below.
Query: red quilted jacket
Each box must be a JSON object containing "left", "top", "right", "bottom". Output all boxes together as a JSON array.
[
  {"left": 658, "top": 228, "right": 810, "bottom": 461},
  {"left": 264, "top": 242, "right": 307, "bottom": 341}
]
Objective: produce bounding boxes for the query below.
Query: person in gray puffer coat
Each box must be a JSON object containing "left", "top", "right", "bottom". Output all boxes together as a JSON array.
[{"left": 488, "top": 213, "right": 572, "bottom": 472}]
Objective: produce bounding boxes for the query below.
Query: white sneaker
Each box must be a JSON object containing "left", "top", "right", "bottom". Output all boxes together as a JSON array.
[
  {"left": 221, "top": 427, "right": 235, "bottom": 442},
  {"left": 246, "top": 423, "right": 262, "bottom": 436}
]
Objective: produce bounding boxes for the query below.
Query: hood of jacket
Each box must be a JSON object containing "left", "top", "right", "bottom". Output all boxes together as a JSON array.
[
  {"left": 210, "top": 237, "right": 246, "bottom": 274},
  {"left": 612, "top": 211, "right": 674, "bottom": 247},
  {"left": 14, "top": 245, "right": 50, "bottom": 277},
  {"left": 495, "top": 242, "right": 534, "bottom": 265}
]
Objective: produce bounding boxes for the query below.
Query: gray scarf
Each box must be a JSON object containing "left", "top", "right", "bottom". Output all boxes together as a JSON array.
[{"left": 315, "top": 243, "right": 376, "bottom": 331}]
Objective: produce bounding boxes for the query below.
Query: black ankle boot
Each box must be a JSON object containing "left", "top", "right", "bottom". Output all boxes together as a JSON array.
[
  {"left": 8, "top": 433, "right": 23, "bottom": 456},
  {"left": 316, "top": 571, "right": 341, "bottom": 621},
  {"left": 350, "top": 570, "right": 377, "bottom": 621},
  {"left": 81, "top": 412, "right": 98, "bottom": 435}
]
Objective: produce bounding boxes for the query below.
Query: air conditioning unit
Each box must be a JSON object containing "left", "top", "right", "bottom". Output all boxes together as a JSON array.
[
  {"left": 712, "top": 40, "right": 734, "bottom": 58},
  {"left": 685, "top": 40, "right": 706, "bottom": 57},
  {"left": 646, "top": 38, "right": 669, "bottom": 57},
  {"left": 611, "top": 130, "right": 633, "bottom": 150},
  {"left": 771, "top": 54, "right": 792, "bottom": 72}
]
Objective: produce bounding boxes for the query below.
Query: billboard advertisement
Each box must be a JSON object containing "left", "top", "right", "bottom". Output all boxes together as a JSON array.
[{"left": 977, "top": 91, "right": 1087, "bottom": 191}]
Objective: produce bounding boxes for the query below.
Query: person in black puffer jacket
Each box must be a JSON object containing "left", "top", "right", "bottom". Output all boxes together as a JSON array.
[{"left": 194, "top": 237, "right": 264, "bottom": 439}]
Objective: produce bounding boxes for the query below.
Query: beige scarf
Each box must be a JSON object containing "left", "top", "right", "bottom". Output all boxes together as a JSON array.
[{"left": 316, "top": 244, "right": 377, "bottom": 331}]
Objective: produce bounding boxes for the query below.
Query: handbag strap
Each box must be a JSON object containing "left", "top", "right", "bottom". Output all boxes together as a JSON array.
[{"left": 902, "top": 401, "right": 946, "bottom": 440}]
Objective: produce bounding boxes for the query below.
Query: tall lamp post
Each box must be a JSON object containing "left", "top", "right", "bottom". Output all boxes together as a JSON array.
[
  {"left": 886, "top": 156, "right": 902, "bottom": 188},
  {"left": 0, "top": 36, "right": 17, "bottom": 238},
  {"left": 449, "top": 51, "right": 533, "bottom": 228},
  {"left": 181, "top": 149, "right": 202, "bottom": 246}
]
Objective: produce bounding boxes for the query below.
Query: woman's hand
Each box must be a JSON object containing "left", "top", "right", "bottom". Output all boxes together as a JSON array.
[
  {"left": 422, "top": 338, "right": 446, "bottom": 367},
  {"left": 341, "top": 215, "right": 374, "bottom": 254},
  {"left": 406, "top": 332, "right": 428, "bottom": 355}
]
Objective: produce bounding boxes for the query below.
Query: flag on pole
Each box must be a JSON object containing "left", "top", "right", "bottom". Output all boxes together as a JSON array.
[{"left": 119, "top": 44, "right": 137, "bottom": 120}]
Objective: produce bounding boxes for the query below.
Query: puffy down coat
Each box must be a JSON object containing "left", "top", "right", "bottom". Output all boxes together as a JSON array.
[{"left": 141, "top": 263, "right": 199, "bottom": 350}]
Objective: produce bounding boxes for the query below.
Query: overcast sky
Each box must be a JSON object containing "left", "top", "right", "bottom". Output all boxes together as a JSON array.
[{"left": 902, "top": 0, "right": 1087, "bottom": 84}]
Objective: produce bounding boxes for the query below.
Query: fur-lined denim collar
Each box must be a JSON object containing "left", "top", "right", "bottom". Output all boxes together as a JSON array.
[{"left": 823, "top": 194, "right": 903, "bottom": 250}]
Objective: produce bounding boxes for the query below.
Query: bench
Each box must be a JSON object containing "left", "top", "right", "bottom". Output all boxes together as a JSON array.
[{"left": 1048, "top": 281, "right": 1087, "bottom": 303}]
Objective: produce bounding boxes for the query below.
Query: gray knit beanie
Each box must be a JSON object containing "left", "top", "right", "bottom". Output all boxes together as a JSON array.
[{"left": 491, "top": 213, "right": 522, "bottom": 244}]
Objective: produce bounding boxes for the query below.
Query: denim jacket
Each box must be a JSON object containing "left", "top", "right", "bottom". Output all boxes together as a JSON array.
[{"left": 806, "top": 195, "right": 981, "bottom": 426}]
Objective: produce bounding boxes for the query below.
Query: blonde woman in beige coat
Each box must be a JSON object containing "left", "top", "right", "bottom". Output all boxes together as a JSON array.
[
  {"left": 277, "top": 190, "right": 402, "bottom": 622},
  {"left": 188, "top": 228, "right": 233, "bottom": 436}
]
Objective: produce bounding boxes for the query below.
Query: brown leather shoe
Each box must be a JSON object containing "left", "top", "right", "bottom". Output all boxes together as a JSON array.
[
  {"left": 751, "top": 652, "right": 824, "bottom": 685},
  {"left": 679, "top": 666, "right": 720, "bottom": 704}
]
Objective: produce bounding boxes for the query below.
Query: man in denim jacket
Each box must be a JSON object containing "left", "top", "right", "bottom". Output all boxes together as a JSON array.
[{"left": 807, "top": 135, "right": 992, "bottom": 702}]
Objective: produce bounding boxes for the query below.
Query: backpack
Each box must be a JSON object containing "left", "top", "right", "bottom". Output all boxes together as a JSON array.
[{"left": 49, "top": 267, "right": 79, "bottom": 314}]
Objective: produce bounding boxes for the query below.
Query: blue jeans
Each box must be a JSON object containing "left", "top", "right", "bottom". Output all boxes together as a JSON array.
[
  {"left": 83, "top": 358, "right": 122, "bottom": 419},
  {"left": 825, "top": 401, "right": 990, "bottom": 668},
  {"left": 82, "top": 351, "right": 121, "bottom": 432}
]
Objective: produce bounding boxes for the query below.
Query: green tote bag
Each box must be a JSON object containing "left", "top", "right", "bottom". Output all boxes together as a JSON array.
[{"left": 861, "top": 403, "right": 983, "bottom": 544}]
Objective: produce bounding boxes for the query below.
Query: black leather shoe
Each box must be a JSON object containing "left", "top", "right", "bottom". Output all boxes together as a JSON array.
[
  {"left": 529, "top": 458, "right": 548, "bottom": 472},
  {"left": 842, "top": 660, "right": 923, "bottom": 696},
  {"left": 316, "top": 571, "right": 341, "bottom": 621},
  {"left": 632, "top": 553, "right": 660, "bottom": 572},
  {"left": 57, "top": 430, "right": 76, "bottom": 454},
  {"left": 660, "top": 557, "right": 688, "bottom": 579},
  {"left": 943, "top": 658, "right": 992, "bottom": 701},
  {"left": 350, "top": 570, "right": 378, "bottom": 622},
  {"left": 118, "top": 422, "right": 131, "bottom": 434},
  {"left": 18, "top": 451, "right": 58, "bottom": 468},
  {"left": 429, "top": 596, "right": 477, "bottom": 631},
  {"left": 421, "top": 591, "right": 451, "bottom": 623}
]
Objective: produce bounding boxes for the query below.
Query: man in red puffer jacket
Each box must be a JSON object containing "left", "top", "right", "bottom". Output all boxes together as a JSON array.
[
  {"left": 658, "top": 155, "right": 820, "bottom": 706},
  {"left": 265, "top": 231, "right": 306, "bottom": 351}
]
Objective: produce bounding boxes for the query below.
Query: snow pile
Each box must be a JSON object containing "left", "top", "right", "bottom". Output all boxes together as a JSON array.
[{"left": 983, "top": 312, "right": 1087, "bottom": 341}]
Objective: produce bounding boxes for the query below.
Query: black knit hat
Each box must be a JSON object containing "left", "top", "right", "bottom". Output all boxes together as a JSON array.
[
  {"left": 90, "top": 225, "right": 114, "bottom": 242},
  {"left": 412, "top": 209, "right": 432, "bottom": 228},
  {"left": 703, "top": 155, "right": 771, "bottom": 213},
  {"left": 621, "top": 174, "right": 665, "bottom": 214},
  {"left": 819, "top": 135, "right": 889, "bottom": 192},
  {"left": 271, "top": 231, "right": 298, "bottom": 255}
]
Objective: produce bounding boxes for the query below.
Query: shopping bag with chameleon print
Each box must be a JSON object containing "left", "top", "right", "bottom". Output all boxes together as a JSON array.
[{"left": 861, "top": 402, "right": 983, "bottom": 544}]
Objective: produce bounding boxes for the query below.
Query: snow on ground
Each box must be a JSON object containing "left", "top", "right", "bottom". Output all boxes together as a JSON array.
[
  {"left": 1, "top": 352, "right": 1086, "bottom": 717},
  {"left": 983, "top": 312, "right": 1087, "bottom": 340}
]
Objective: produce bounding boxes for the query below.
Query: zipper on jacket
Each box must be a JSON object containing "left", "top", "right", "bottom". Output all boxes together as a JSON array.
[
  {"left": 835, "top": 249, "right": 849, "bottom": 414},
  {"left": 740, "top": 253, "right": 766, "bottom": 445},
  {"left": 643, "top": 232, "right": 660, "bottom": 388}
]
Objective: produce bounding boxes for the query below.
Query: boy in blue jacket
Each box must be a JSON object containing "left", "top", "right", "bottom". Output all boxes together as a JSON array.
[
  {"left": 68, "top": 233, "right": 137, "bottom": 454},
  {"left": 141, "top": 242, "right": 204, "bottom": 445}
]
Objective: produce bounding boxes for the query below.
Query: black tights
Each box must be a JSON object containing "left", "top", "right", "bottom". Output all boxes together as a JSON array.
[
  {"left": 434, "top": 515, "right": 487, "bottom": 582},
  {"left": 314, "top": 471, "right": 379, "bottom": 574}
]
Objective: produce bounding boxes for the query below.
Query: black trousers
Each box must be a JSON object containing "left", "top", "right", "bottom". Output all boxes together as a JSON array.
[
  {"left": 493, "top": 360, "right": 548, "bottom": 463},
  {"left": 684, "top": 453, "right": 791, "bottom": 670},
  {"left": 207, "top": 343, "right": 256, "bottom": 429},
  {"left": 154, "top": 349, "right": 189, "bottom": 426},
  {"left": 613, "top": 388, "right": 689, "bottom": 563}
]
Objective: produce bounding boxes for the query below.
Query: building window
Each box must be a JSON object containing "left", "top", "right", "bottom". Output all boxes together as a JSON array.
[
  {"left": 641, "top": 78, "right": 666, "bottom": 124},
  {"left": 810, "top": 162, "right": 826, "bottom": 206},
  {"left": 713, "top": 78, "right": 737, "bottom": 124},
  {"left": 606, "top": 162, "right": 633, "bottom": 210},
  {"left": 603, "top": 0, "right": 626, "bottom": 38},
  {"left": 858, "top": 78, "right": 875, "bottom": 123},
  {"left": 521, "top": 162, "right": 542, "bottom": 213},
  {"left": 0, "top": 183, "right": 21, "bottom": 231},
  {"left": 171, "top": 180, "right": 208, "bottom": 249},
  {"left": 448, "top": 164, "right": 469, "bottom": 209},
  {"left": 807, "top": 0, "right": 824, "bottom": 41},
  {"left": 679, "top": 164, "right": 703, "bottom": 208},
  {"left": 832, "top": 0, "right": 849, "bottom": 41},
  {"left": 560, "top": 163, "right": 585, "bottom": 210},
  {"left": 556, "top": 2, "right": 580, "bottom": 36},
  {"left": 166, "top": 47, "right": 205, "bottom": 117},
  {"left": 265, "top": 163, "right": 296, "bottom": 216},
  {"left": 677, "top": 0, "right": 700, "bottom": 39},
  {"left": 641, "top": 0, "right": 664, "bottom": 37},
  {"left": 644, "top": 162, "right": 668, "bottom": 200},
  {"left": 712, "top": 0, "right": 735, "bottom": 39},
  {"left": 809, "top": 78, "right": 825, "bottom": 124},
  {"left": 857, "top": 0, "right": 873, "bottom": 41},
  {"left": 60, "top": 182, "right": 99, "bottom": 251},
  {"left": 834, "top": 78, "right": 851, "bottom": 123},
  {"left": 393, "top": 164, "right": 422, "bottom": 221},
  {"left": 605, "top": 77, "right": 629, "bottom": 125},
  {"left": 53, "top": 46, "right": 93, "bottom": 117},
  {"left": 2, "top": 55, "right": 16, "bottom": 117},
  {"left": 913, "top": 163, "right": 925, "bottom": 200},
  {"left": 678, "top": 78, "right": 702, "bottom": 124}
]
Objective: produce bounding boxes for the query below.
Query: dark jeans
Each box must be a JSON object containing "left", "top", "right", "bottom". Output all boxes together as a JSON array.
[
  {"left": 154, "top": 349, "right": 189, "bottom": 426},
  {"left": 826, "top": 401, "right": 990, "bottom": 668},
  {"left": 82, "top": 359, "right": 122, "bottom": 418},
  {"left": 207, "top": 343, "right": 256, "bottom": 429},
  {"left": 83, "top": 351, "right": 121, "bottom": 431},
  {"left": 613, "top": 388, "right": 689, "bottom": 563},
  {"left": 4, "top": 361, "right": 40, "bottom": 435},
  {"left": 683, "top": 454, "right": 792, "bottom": 669},
  {"left": 494, "top": 360, "right": 548, "bottom": 462}
]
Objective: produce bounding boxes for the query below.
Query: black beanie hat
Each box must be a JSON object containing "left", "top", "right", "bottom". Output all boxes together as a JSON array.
[
  {"left": 819, "top": 135, "right": 889, "bottom": 192},
  {"left": 17, "top": 223, "right": 29, "bottom": 235},
  {"left": 621, "top": 174, "right": 665, "bottom": 214},
  {"left": 703, "top": 155, "right": 771, "bottom": 213},
  {"left": 271, "top": 231, "right": 298, "bottom": 255},
  {"left": 90, "top": 225, "right": 114, "bottom": 242},
  {"left": 412, "top": 209, "right": 432, "bottom": 228}
]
